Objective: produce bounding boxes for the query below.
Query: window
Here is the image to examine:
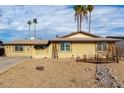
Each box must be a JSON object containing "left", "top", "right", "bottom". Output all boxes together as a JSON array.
[
  {"left": 97, "top": 42, "right": 107, "bottom": 51},
  {"left": 102, "top": 43, "right": 107, "bottom": 51},
  {"left": 34, "top": 45, "right": 48, "bottom": 49},
  {"left": 60, "top": 42, "right": 70, "bottom": 52},
  {"left": 15, "top": 45, "right": 24, "bottom": 51}
]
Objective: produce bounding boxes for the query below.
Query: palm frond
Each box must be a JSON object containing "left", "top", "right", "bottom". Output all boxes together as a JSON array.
[
  {"left": 27, "top": 20, "right": 32, "bottom": 25},
  {"left": 87, "top": 5, "right": 94, "bottom": 12},
  {"left": 33, "top": 18, "right": 37, "bottom": 24}
]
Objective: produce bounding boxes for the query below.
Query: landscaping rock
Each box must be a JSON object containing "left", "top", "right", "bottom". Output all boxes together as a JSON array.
[
  {"left": 84, "top": 68, "right": 92, "bottom": 71},
  {"left": 36, "top": 66, "right": 44, "bottom": 70},
  {"left": 120, "top": 85, "right": 124, "bottom": 88},
  {"left": 96, "top": 64, "right": 121, "bottom": 88},
  {"left": 71, "top": 79, "right": 77, "bottom": 83}
]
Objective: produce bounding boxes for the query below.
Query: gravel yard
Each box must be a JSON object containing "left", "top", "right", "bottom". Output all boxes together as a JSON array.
[
  {"left": 106, "top": 61, "right": 124, "bottom": 87},
  {"left": 0, "top": 58, "right": 98, "bottom": 88},
  {"left": 96, "top": 64, "right": 121, "bottom": 88}
]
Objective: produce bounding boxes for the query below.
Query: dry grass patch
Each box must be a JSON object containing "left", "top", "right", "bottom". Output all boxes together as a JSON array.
[{"left": 0, "top": 59, "right": 98, "bottom": 88}]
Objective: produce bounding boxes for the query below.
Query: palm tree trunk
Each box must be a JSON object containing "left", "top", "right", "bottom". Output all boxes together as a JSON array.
[
  {"left": 89, "top": 12, "right": 91, "bottom": 33},
  {"left": 77, "top": 16, "right": 78, "bottom": 32},
  {"left": 79, "top": 14, "right": 82, "bottom": 32},
  {"left": 34, "top": 24, "right": 36, "bottom": 39},
  {"left": 77, "top": 14, "right": 79, "bottom": 32},
  {"left": 29, "top": 25, "right": 31, "bottom": 39}
]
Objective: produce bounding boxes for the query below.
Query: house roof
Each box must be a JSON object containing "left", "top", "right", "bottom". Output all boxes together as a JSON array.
[
  {"left": 58, "top": 31, "right": 102, "bottom": 38},
  {"left": 5, "top": 38, "right": 121, "bottom": 45},
  {"left": 4, "top": 31, "right": 122, "bottom": 45},
  {"left": 106, "top": 36, "right": 124, "bottom": 39},
  {"left": 5, "top": 39, "right": 49, "bottom": 45},
  {"left": 51, "top": 38, "right": 121, "bottom": 42}
]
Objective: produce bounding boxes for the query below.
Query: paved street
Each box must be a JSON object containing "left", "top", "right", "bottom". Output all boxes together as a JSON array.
[{"left": 0, "top": 57, "right": 30, "bottom": 73}]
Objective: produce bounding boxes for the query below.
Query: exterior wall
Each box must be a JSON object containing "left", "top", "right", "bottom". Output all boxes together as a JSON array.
[
  {"left": 32, "top": 42, "right": 97, "bottom": 58},
  {"left": 5, "top": 45, "right": 34, "bottom": 57},
  {"left": 66, "top": 33, "right": 94, "bottom": 38},
  {"left": 5, "top": 42, "right": 111, "bottom": 59},
  {"left": 57, "top": 42, "right": 96, "bottom": 58},
  {"left": 33, "top": 44, "right": 53, "bottom": 58}
]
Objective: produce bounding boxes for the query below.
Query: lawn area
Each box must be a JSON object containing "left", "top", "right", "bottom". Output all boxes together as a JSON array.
[{"left": 0, "top": 58, "right": 98, "bottom": 88}]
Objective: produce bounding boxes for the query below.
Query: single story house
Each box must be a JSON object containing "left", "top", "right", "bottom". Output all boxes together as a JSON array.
[{"left": 4, "top": 31, "right": 121, "bottom": 59}]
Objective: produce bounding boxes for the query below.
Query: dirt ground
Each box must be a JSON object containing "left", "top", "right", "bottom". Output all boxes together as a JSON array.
[
  {"left": 0, "top": 58, "right": 98, "bottom": 88},
  {"left": 107, "top": 60, "right": 124, "bottom": 86}
]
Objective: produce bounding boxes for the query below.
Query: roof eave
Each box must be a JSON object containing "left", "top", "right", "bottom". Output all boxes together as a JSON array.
[
  {"left": 50, "top": 38, "right": 121, "bottom": 42},
  {"left": 4, "top": 43, "right": 49, "bottom": 45}
]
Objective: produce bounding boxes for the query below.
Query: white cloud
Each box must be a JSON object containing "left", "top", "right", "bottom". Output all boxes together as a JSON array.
[{"left": 90, "top": 6, "right": 124, "bottom": 36}]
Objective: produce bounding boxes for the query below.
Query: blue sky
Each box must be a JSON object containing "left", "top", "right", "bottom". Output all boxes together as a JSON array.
[{"left": 0, "top": 5, "right": 124, "bottom": 42}]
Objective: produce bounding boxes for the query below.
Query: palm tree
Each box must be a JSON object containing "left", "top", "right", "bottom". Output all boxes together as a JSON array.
[
  {"left": 33, "top": 18, "right": 37, "bottom": 39},
  {"left": 73, "top": 5, "right": 87, "bottom": 32},
  {"left": 27, "top": 20, "right": 32, "bottom": 39},
  {"left": 87, "top": 5, "right": 94, "bottom": 33},
  {"left": 73, "top": 5, "right": 80, "bottom": 31}
]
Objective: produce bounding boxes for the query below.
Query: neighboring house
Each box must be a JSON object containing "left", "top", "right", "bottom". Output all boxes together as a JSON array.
[{"left": 4, "top": 31, "right": 121, "bottom": 59}]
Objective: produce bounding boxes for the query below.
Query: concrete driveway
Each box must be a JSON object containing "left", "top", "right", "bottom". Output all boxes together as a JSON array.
[{"left": 0, "top": 57, "right": 30, "bottom": 73}]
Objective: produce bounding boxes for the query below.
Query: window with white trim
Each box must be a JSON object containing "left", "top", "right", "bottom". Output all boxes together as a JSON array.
[
  {"left": 60, "top": 42, "right": 70, "bottom": 52},
  {"left": 97, "top": 42, "right": 107, "bottom": 51},
  {"left": 15, "top": 45, "right": 24, "bottom": 51}
]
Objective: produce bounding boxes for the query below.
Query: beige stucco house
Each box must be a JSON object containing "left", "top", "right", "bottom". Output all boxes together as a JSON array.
[{"left": 4, "top": 31, "right": 120, "bottom": 59}]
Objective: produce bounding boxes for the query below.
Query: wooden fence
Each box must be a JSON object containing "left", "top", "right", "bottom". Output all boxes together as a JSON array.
[{"left": 76, "top": 54, "right": 119, "bottom": 63}]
